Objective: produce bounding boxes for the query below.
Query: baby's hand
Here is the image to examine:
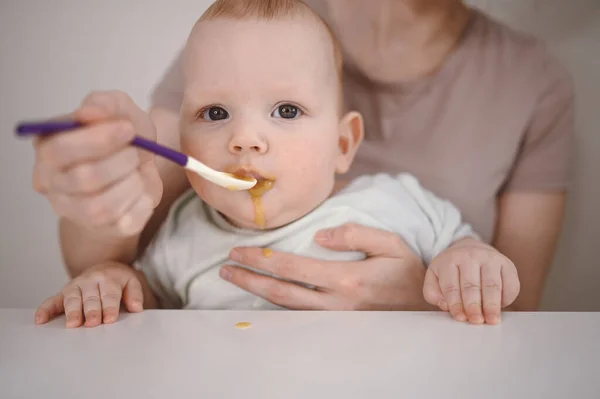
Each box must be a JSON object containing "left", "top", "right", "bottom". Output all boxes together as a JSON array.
[
  {"left": 35, "top": 262, "right": 144, "bottom": 328},
  {"left": 423, "top": 238, "right": 520, "bottom": 325}
]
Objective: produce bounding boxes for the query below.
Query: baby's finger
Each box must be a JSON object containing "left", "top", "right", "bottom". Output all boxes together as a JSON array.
[
  {"left": 458, "top": 262, "right": 484, "bottom": 325},
  {"left": 79, "top": 281, "right": 102, "bottom": 327},
  {"left": 422, "top": 268, "right": 448, "bottom": 311},
  {"left": 61, "top": 285, "right": 84, "bottom": 328},
  {"left": 438, "top": 264, "right": 466, "bottom": 322},
  {"left": 35, "top": 294, "right": 65, "bottom": 325},
  {"left": 99, "top": 279, "right": 122, "bottom": 324},
  {"left": 481, "top": 262, "right": 503, "bottom": 325},
  {"left": 122, "top": 276, "right": 144, "bottom": 313},
  {"left": 501, "top": 262, "right": 521, "bottom": 307}
]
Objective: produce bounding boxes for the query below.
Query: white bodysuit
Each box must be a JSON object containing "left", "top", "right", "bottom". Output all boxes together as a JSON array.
[{"left": 135, "top": 173, "right": 477, "bottom": 310}]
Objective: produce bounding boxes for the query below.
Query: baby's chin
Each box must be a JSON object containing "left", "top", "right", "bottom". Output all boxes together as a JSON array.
[
  {"left": 203, "top": 195, "right": 314, "bottom": 231},
  {"left": 195, "top": 180, "right": 334, "bottom": 231},
  {"left": 217, "top": 204, "right": 303, "bottom": 231}
]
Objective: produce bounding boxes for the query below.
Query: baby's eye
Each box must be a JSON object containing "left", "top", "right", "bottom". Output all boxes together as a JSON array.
[
  {"left": 200, "top": 106, "right": 229, "bottom": 121},
  {"left": 272, "top": 104, "right": 302, "bottom": 119}
]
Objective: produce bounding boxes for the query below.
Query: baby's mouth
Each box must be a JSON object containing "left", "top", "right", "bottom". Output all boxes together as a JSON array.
[
  {"left": 232, "top": 169, "right": 265, "bottom": 181},
  {"left": 226, "top": 165, "right": 276, "bottom": 230},
  {"left": 228, "top": 166, "right": 273, "bottom": 182},
  {"left": 226, "top": 165, "right": 276, "bottom": 196}
]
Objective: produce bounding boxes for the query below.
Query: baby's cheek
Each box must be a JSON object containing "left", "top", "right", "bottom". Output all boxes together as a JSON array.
[
  {"left": 287, "top": 151, "right": 336, "bottom": 203},
  {"left": 181, "top": 136, "right": 205, "bottom": 160},
  {"left": 181, "top": 133, "right": 223, "bottom": 164},
  {"left": 186, "top": 172, "right": 207, "bottom": 199}
]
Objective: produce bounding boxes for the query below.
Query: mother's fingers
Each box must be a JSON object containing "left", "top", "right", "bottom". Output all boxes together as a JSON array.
[
  {"left": 50, "top": 171, "right": 145, "bottom": 229},
  {"left": 79, "top": 90, "right": 157, "bottom": 164},
  {"left": 52, "top": 147, "right": 140, "bottom": 195},
  {"left": 34, "top": 120, "right": 135, "bottom": 172},
  {"left": 229, "top": 247, "right": 344, "bottom": 289},
  {"left": 220, "top": 265, "right": 327, "bottom": 310},
  {"left": 315, "top": 223, "right": 416, "bottom": 259}
]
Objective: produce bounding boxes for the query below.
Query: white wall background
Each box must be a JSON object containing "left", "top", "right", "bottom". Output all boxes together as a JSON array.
[{"left": 0, "top": 0, "right": 598, "bottom": 310}]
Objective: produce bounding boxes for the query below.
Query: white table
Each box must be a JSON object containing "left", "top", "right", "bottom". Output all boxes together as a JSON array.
[{"left": 1, "top": 309, "right": 599, "bottom": 399}]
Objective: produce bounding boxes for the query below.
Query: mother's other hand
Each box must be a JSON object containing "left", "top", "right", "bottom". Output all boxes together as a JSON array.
[{"left": 220, "top": 223, "right": 433, "bottom": 310}]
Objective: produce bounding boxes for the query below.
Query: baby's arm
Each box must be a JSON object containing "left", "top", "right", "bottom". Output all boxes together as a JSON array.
[
  {"left": 397, "top": 175, "right": 520, "bottom": 325},
  {"left": 424, "top": 238, "right": 520, "bottom": 325},
  {"left": 35, "top": 195, "right": 188, "bottom": 327},
  {"left": 35, "top": 262, "right": 159, "bottom": 328}
]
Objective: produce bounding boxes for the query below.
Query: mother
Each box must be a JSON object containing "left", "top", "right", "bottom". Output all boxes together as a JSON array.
[{"left": 33, "top": 0, "right": 573, "bottom": 319}]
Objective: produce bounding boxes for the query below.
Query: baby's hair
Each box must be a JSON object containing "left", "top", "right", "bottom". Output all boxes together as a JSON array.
[
  {"left": 202, "top": 0, "right": 307, "bottom": 20},
  {"left": 200, "top": 0, "right": 343, "bottom": 84}
]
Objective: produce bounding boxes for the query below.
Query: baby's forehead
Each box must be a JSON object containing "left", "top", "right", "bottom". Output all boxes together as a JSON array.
[{"left": 184, "top": 17, "right": 337, "bottom": 83}]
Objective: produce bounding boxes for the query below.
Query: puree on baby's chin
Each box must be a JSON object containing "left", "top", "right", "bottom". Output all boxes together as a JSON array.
[{"left": 235, "top": 321, "right": 252, "bottom": 329}]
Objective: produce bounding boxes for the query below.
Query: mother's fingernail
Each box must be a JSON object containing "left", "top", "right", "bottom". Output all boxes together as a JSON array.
[
  {"left": 315, "top": 229, "right": 332, "bottom": 242},
  {"left": 220, "top": 267, "right": 232, "bottom": 281}
]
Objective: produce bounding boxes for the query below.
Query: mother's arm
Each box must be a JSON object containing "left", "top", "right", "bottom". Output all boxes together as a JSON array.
[
  {"left": 492, "top": 50, "right": 575, "bottom": 310},
  {"left": 493, "top": 191, "right": 566, "bottom": 310}
]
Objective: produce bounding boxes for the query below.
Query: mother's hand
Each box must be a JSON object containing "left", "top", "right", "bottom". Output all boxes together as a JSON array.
[{"left": 219, "top": 224, "right": 433, "bottom": 310}]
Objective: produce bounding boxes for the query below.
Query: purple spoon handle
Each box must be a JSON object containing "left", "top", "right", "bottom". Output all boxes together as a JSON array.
[
  {"left": 131, "top": 136, "right": 187, "bottom": 166},
  {"left": 15, "top": 120, "right": 189, "bottom": 167},
  {"left": 15, "top": 120, "right": 83, "bottom": 135}
]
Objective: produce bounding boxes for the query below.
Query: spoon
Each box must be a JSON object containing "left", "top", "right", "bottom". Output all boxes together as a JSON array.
[{"left": 15, "top": 120, "right": 257, "bottom": 191}]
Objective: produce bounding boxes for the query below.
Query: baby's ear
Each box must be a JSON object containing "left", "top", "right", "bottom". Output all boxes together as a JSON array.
[{"left": 336, "top": 111, "right": 364, "bottom": 174}]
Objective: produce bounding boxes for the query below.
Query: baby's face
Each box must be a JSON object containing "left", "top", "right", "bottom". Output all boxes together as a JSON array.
[{"left": 180, "top": 16, "right": 349, "bottom": 230}]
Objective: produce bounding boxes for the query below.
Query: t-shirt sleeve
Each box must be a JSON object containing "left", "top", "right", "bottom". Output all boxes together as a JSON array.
[
  {"left": 502, "top": 50, "right": 575, "bottom": 192},
  {"left": 149, "top": 49, "right": 185, "bottom": 113},
  {"left": 133, "top": 214, "right": 182, "bottom": 309},
  {"left": 398, "top": 175, "right": 480, "bottom": 265}
]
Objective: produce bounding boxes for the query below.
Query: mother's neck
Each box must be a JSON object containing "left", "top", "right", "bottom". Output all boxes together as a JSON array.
[{"left": 326, "top": 0, "right": 472, "bottom": 83}]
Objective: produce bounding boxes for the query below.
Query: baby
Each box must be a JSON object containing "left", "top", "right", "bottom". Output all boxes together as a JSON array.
[{"left": 36, "top": 0, "right": 519, "bottom": 326}]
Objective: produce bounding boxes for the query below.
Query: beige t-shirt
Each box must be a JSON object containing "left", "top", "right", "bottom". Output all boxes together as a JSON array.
[{"left": 150, "top": 6, "right": 574, "bottom": 243}]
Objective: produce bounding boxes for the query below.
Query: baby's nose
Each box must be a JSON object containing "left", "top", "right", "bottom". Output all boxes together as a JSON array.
[{"left": 228, "top": 133, "right": 268, "bottom": 154}]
